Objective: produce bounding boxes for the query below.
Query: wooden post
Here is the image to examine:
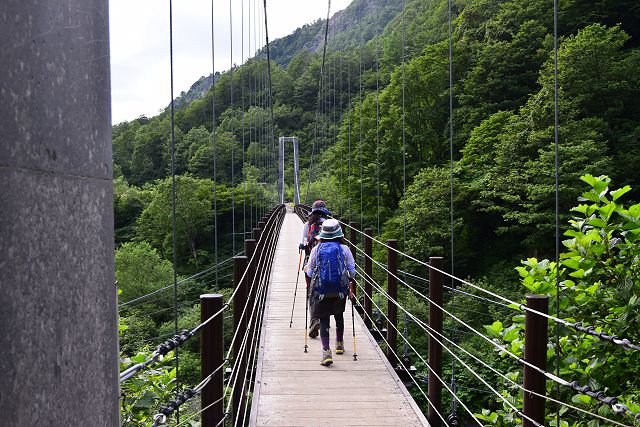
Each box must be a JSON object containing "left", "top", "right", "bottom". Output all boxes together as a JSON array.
[
  {"left": 245, "top": 239, "right": 257, "bottom": 303},
  {"left": 245, "top": 239, "right": 258, "bottom": 355},
  {"left": 428, "top": 257, "right": 444, "bottom": 427},
  {"left": 252, "top": 227, "right": 262, "bottom": 243},
  {"left": 201, "top": 294, "right": 224, "bottom": 426},
  {"left": 386, "top": 239, "right": 398, "bottom": 367},
  {"left": 232, "top": 256, "right": 248, "bottom": 423},
  {"left": 364, "top": 228, "right": 373, "bottom": 328},
  {"left": 523, "top": 295, "right": 548, "bottom": 427}
]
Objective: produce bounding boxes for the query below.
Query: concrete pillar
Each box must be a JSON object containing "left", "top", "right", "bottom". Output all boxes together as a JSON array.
[{"left": 0, "top": 1, "right": 119, "bottom": 425}]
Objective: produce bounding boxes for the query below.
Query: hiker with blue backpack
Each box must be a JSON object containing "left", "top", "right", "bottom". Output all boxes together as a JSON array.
[
  {"left": 299, "top": 200, "right": 331, "bottom": 338},
  {"left": 305, "top": 218, "right": 356, "bottom": 366}
]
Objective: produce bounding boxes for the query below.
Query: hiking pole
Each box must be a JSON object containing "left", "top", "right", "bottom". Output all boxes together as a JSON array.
[
  {"left": 289, "top": 249, "right": 304, "bottom": 327},
  {"left": 350, "top": 279, "right": 358, "bottom": 361},
  {"left": 304, "top": 275, "right": 309, "bottom": 353}
]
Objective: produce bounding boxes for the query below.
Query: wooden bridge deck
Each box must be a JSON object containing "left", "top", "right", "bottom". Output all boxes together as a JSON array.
[{"left": 250, "top": 210, "right": 428, "bottom": 426}]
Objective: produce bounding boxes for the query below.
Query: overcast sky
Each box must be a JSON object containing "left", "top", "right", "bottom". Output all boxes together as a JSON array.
[{"left": 109, "top": 0, "right": 352, "bottom": 124}]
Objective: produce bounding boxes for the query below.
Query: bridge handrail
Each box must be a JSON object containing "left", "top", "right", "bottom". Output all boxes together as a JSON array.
[
  {"left": 119, "top": 205, "right": 285, "bottom": 384},
  {"left": 147, "top": 204, "right": 286, "bottom": 426}
]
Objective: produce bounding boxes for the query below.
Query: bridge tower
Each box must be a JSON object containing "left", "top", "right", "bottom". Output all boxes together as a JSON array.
[{"left": 278, "top": 136, "right": 301, "bottom": 205}]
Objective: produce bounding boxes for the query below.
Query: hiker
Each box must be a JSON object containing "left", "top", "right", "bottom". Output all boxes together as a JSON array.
[
  {"left": 299, "top": 200, "right": 331, "bottom": 255},
  {"left": 299, "top": 200, "right": 331, "bottom": 338},
  {"left": 305, "top": 218, "right": 356, "bottom": 366}
]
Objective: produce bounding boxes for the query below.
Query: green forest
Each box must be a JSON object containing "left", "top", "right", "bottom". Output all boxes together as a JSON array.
[{"left": 115, "top": 0, "right": 640, "bottom": 425}]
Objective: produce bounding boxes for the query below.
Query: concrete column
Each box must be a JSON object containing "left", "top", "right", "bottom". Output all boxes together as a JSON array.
[{"left": 0, "top": 1, "right": 119, "bottom": 425}]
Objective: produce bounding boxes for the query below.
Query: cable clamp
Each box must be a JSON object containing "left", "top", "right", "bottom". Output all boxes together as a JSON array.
[
  {"left": 152, "top": 414, "right": 166, "bottom": 426},
  {"left": 612, "top": 403, "right": 629, "bottom": 414}
]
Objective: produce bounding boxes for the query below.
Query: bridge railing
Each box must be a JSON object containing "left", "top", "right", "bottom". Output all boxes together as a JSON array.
[
  {"left": 120, "top": 204, "right": 286, "bottom": 427},
  {"left": 293, "top": 204, "right": 639, "bottom": 427}
]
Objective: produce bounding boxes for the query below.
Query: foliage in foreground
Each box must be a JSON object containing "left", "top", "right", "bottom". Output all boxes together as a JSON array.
[{"left": 478, "top": 175, "right": 640, "bottom": 426}]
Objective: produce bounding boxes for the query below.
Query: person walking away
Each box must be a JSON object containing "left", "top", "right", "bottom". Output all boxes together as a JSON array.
[
  {"left": 305, "top": 219, "right": 356, "bottom": 366},
  {"left": 299, "top": 200, "right": 331, "bottom": 338}
]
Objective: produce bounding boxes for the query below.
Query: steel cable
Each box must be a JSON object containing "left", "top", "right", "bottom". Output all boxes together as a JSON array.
[
  {"left": 330, "top": 218, "right": 640, "bottom": 351},
  {"left": 357, "top": 265, "right": 632, "bottom": 427},
  {"left": 119, "top": 256, "right": 237, "bottom": 309},
  {"left": 354, "top": 265, "right": 540, "bottom": 426},
  {"left": 349, "top": 283, "right": 451, "bottom": 426},
  {"left": 168, "top": 0, "right": 180, "bottom": 412},
  {"left": 353, "top": 252, "right": 638, "bottom": 417},
  {"left": 147, "top": 210, "right": 283, "bottom": 425}
]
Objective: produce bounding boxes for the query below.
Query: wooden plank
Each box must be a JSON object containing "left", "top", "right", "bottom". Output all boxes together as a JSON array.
[{"left": 249, "top": 210, "right": 428, "bottom": 426}]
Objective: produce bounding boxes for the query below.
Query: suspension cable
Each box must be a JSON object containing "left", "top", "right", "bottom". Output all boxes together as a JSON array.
[
  {"left": 324, "top": 217, "right": 640, "bottom": 351},
  {"left": 354, "top": 272, "right": 533, "bottom": 427},
  {"left": 351, "top": 287, "right": 454, "bottom": 426},
  {"left": 167, "top": 0, "right": 180, "bottom": 416},
  {"left": 211, "top": 0, "right": 220, "bottom": 288},
  {"left": 154, "top": 211, "right": 279, "bottom": 427},
  {"left": 359, "top": 45, "right": 363, "bottom": 231},
  {"left": 447, "top": 0, "right": 458, "bottom": 415},
  {"left": 357, "top": 266, "right": 634, "bottom": 427},
  {"left": 553, "top": 0, "right": 562, "bottom": 423},
  {"left": 230, "top": 0, "right": 237, "bottom": 257},
  {"left": 119, "top": 255, "right": 236, "bottom": 308},
  {"left": 375, "top": 12, "right": 382, "bottom": 321},
  {"left": 241, "top": 0, "right": 247, "bottom": 243},
  {"left": 351, "top": 248, "right": 638, "bottom": 412}
]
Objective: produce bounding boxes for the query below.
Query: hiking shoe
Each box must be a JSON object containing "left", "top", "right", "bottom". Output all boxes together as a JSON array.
[
  {"left": 335, "top": 341, "right": 345, "bottom": 354},
  {"left": 320, "top": 349, "right": 333, "bottom": 366},
  {"left": 308, "top": 319, "right": 320, "bottom": 338}
]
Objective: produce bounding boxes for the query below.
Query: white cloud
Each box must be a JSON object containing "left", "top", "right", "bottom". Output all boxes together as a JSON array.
[{"left": 109, "top": 0, "right": 352, "bottom": 124}]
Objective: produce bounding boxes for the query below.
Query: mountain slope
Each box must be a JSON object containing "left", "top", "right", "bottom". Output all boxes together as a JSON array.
[{"left": 172, "top": 0, "right": 402, "bottom": 109}]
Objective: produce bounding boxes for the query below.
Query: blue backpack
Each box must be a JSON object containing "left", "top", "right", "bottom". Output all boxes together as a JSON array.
[{"left": 313, "top": 241, "right": 349, "bottom": 299}]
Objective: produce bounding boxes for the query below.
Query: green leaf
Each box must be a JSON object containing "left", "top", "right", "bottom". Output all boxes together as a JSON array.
[
  {"left": 503, "top": 325, "right": 520, "bottom": 342},
  {"left": 598, "top": 203, "right": 616, "bottom": 220},
  {"left": 580, "top": 191, "right": 601, "bottom": 203},
  {"left": 515, "top": 266, "right": 529, "bottom": 277},
  {"left": 571, "top": 394, "right": 592, "bottom": 405},
  {"left": 569, "top": 269, "right": 585, "bottom": 278},
  {"left": 131, "top": 353, "right": 147, "bottom": 363},
  {"left": 611, "top": 185, "right": 631, "bottom": 201},
  {"left": 580, "top": 174, "right": 598, "bottom": 188},
  {"left": 133, "top": 391, "right": 157, "bottom": 409},
  {"left": 629, "top": 204, "right": 640, "bottom": 219},
  {"left": 587, "top": 218, "right": 607, "bottom": 228},
  {"left": 562, "top": 258, "right": 580, "bottom": 270},
  {"left": 571, "top": 204, "right": 590, "bottom": 215},
  {"left": 485, "top": 321, "right": 503, "bottom": 338}
]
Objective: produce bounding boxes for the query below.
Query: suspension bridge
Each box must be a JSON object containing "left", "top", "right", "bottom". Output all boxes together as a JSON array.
[{"left": 3, "top": 0, "right": 640, "bottom": 426}]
